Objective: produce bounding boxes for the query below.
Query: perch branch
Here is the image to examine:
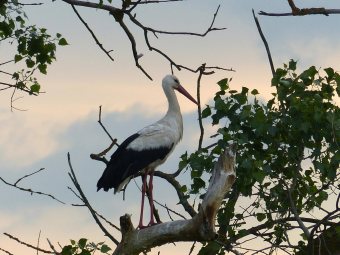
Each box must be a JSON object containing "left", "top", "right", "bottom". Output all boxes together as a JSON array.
[{"left": 112, "top": 145, "right": 236, "bottom": 255}]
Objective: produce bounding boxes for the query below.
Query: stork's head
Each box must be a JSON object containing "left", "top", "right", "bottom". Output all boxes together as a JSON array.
[{"left": 162, "top": 75, "right": 198, "bottom": 105}]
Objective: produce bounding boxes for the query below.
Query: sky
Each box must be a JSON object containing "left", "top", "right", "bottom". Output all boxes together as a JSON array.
[{"left": 0, "top": 0, "right": 339, "bottom": 254}]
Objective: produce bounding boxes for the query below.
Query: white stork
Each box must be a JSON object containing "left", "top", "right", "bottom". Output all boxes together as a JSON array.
[{"left": 97, "top": 74, "right": 197, "bottom": 228}]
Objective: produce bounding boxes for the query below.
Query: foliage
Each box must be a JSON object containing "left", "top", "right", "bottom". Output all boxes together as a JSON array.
[
  {"left": 180, "top": 61, "right": 340, "bottom": 254},
  {"left": 0, "top": 0, "right": 67, "bottom": 95},
  {"left": 61, "top": 238, "right": 112, "bottom": 255}
]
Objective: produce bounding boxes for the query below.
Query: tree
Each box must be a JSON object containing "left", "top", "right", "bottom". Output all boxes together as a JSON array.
[
  {"left": 0, "top": 0, "right": 67, "bottom": 109},
  {"left": 1, "top": 1, "right": 339, "bottom": 255}
]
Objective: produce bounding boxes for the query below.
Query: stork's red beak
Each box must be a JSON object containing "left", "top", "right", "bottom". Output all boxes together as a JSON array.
[{"left": 176, "top": 84, "right": 198, "bottom": 105}]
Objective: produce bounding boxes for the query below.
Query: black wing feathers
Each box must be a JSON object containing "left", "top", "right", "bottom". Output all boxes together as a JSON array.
[{"left": 97, "top": 133, "right": 172, "bottom": 192}]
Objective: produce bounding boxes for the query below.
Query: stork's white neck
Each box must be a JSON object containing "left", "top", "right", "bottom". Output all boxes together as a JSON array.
[
  {"left": 162, "top": 83, "right": 183, "bottom": 141},
  {"left": 163, "top": 84, "right": 181, "bottom": 115}
]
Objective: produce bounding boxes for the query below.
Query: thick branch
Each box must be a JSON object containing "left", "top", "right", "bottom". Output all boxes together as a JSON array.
[{"left": 113, "top": 145, "right": 236, "bottom": 255}]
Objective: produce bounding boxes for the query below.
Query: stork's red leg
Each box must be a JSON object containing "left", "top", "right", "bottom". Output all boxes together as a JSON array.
[
  {"left": 138, "top": 172, "right": 148, "bottom": 229},
  {"left": 147, "top": 171, "right": 156, "bottom": 226}
]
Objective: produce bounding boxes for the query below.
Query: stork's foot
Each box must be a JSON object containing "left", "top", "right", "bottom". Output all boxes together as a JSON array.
[{"left": 137, "top": 221, "right": 161, "bottom": 229}]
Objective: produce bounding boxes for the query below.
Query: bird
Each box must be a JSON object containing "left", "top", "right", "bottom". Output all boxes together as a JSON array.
[{"left": 97, "top": 74, "right": 197, "bottom": 228}]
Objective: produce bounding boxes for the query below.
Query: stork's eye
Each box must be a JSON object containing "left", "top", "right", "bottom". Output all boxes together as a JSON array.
[{"left": 174, "top": 78, "right": 179, "bottom": 84}]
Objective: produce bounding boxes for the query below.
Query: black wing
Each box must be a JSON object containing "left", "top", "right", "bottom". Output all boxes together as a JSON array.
[{"left": 97, "top": 133, "right": 172, "bottom": 192}]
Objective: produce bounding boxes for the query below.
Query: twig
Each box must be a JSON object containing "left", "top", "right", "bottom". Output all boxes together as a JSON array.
[
  {"left": 62, "top": 0, "right": 229, "bottom": 79},
  {"left": 252, "top": 9, "right": 275, "bottom": 77},
  {"left": 188, "top": 241, "right": 196, "bottom": 255},
  {"left": 153, "top": 170, "right": 197, "bottom": 217},
  {"left": 130, "top": 0, "right": 183, "bottom": 6},
  {"left": 67, "top": 153, "right": 119, "bottom": 245},
  {"left": 97, "top": 106, "right": 117, "bottom": 143},
  {"left": 0, "top": 248, "right": 15, "bottom": 255},
  {"left": 71, "top": 4, "right": 114, "bottom": 61},
  {"left": 115, "top": 17, "right": 153, "bottom": 80},
  {"left": 14, "top": 168, "right": 45, "bottom": 186},
  {"left": 90, "top": 106, "right": 119, "bottom": 164},
  {"left": 4, "top": 233, "right": 53, "bottom": 254},
  {"left": 46, "top": 239, "right": 59, "bottom": 254},
  {"left": 36, "top": 230, "right": 41, "bottom": 255},
  {"left": 0, "top": 173, "right": 65, "bottom": 204},
  {"left": 128, "top": 5, "right": 225, "bottom": 37}
]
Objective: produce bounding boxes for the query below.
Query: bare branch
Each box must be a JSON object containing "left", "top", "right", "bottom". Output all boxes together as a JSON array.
[
  {"left": 70, "top": 4, "right": 114, "bottom": 61},
  {"left": 46, "top": 239, "right": 60, "bottom": 255},
  {"left": 14, "top": 168, "right": 45, "bottom": 186},
  {"left": 67, "top": 153, "right": 120, "bottom": 245},
  {"left": 130, "top": 0, "right": 183, "bottom": 5},
  {"left": 0, "top": 247, "right": 15, "bottom": 255},
  {"left": 0, "top": 170, "right": 65, "bottom": 204},
  {"left": 115, "top": 17, "right": 153, "bottom": 80},
  {"left": 3, "top": 233, "right": 53, "bottom": 254},
  {"left": 61, "top": 0, "right": 228, "bottom": 79},
  {"left": 153, "top": 170, "right": 197, "bottom": 218},
  {"left": 97, "top": 106, "right": 117, "bottom": 143},
  {"left": 36, "top": 230, "right": 41, "bottom": 255},
  {"left": 252, "top": 9, "right": 275, "bottom": 77}
]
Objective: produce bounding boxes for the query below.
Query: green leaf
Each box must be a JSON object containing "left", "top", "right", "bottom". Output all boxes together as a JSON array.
[
  {"left": 251, "top": 89, "right": 259, "bottom": 95},
  {"left": 180, "top": 185, "right": 187, "bottom": 193},
  {"left": 58, "top": 37, "right": 68, "bottom": 46},
  {"left": 30, "top": 83, "right": 40, "bottom": 94},
  {"left": 100, "top": 244, "right": 112, "bottom": 253},
  {"left": 256, "top": 212, "right": 266, "bottom": 222},
  {"left": 26, "top": 58, "right": 35, "bottom": 68},
  {"left": 253, "top": 171, "right": 266, "bottom": 183},
  {"left": 217, "top": 78, "right": 228, "bottom": 90},
  {"left": 78, "top": 238, "right": 87, "bottom": 249},
  {"left": 324, "top": 67, "right": 334, "bottom": 80},
  {"left": 61, "top": 245, "right": 73, "bottom": 255},
  {"left": 288, "top": 59, "right": 297, "bottom": 71},
  {"left": 14, "top": 54, "right": 23, "bottom": 63},
  {"left": 201, "top": 106, "right": 211, "bottom": 118}
]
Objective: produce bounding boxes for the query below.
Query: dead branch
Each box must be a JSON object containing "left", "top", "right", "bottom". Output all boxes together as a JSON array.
[{"left": 112, "top": 145, "right": 236, "bottom": 255}]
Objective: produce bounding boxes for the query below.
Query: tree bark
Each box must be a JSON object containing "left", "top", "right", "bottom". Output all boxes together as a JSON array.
[{"left": 113, "top": 145, "right": 236, "bottom": 255}]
